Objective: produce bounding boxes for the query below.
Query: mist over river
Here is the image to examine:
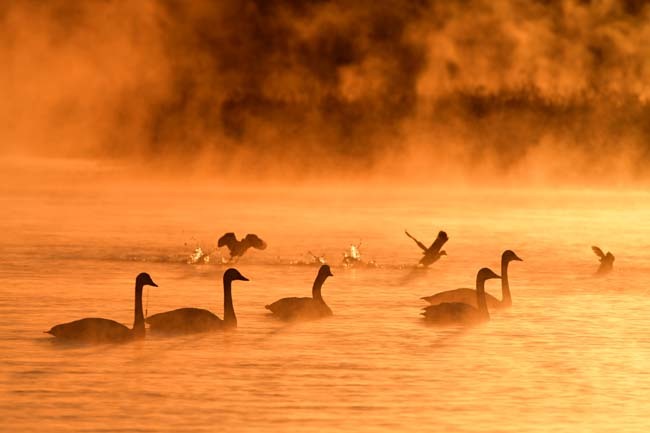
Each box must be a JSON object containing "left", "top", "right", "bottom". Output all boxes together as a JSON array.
[{"left": 2, "top": 164, "right": 650, "bottom": 432}]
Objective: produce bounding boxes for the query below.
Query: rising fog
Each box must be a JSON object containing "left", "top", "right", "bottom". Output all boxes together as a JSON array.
[{"left": 2, "top": 0, "right": 650, "bottom": 185}]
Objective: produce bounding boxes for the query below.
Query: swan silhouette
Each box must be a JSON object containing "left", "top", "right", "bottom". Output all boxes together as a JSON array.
[
  {"left": 421, "top": 250, "right": 522, "bottom": 308},
  {"left": 592, "top": 246, "right": 614, "bottom": 275},
  {"left": 218, "top": 232, "right": 267, "bottom": 260},
  {"left": 421, "top": 268, "right": 500, "bottom": 326},
  {"left": 265, "top": 265, "right": 333, "bottom": 321},
  {"left": 146, "top": 268, "right": 248, "bottom": 333},
  {"left": 405, "top": 230, "right": 448, "bottom": 266},
  {"left": 46, "top": 273, "right": 158, "bottom": 343}
]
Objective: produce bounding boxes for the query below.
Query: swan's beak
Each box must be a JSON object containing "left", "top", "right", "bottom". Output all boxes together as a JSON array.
[
  {"left": 513, "top": 255, "right": 523, "bottom": 262},
  {"left": 150, "top": 280, "right": 158, "bottom": 287},
  {"left": 328, "top": 270, "right": 334, "bottom": 277},
  {"left": 240, "top": 275, "right": 250, "bottom": 282}
]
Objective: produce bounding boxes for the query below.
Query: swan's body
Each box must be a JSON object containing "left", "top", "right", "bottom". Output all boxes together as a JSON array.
[
  {"left": 422, "top": 250, "right": 522, "bottom": 308},
  {"left": 266, "top": 297, "right": 332, "bottom": 319},
  {"left": 146, "top": 268, "right": 248, "bottom": 334},
  {"left": 421, "top": 268, "right": 500, "bottom": 326},
  {"left": 46, "top": 273, "right": 157, "bottom": 343},
  {"left": 423, "top": 288, "right": 501, "bottom": 309},
  {"left": 218, "top": 232, "right": 267, "bottom": 260},
  {"left": 405, "top": 230, "right": 448, "bottom": 267},
  {"left": 592, "top": 246, "right": 614, "bottom": 275},
  {"left": 265, "top": 265, "right": 333, "bottom": 321},
  {"left": 47, "top": 318, "right": 135, "bottom": 342},
  {"left": 145, "top": 308, "right": 223, "bottom": 333}
]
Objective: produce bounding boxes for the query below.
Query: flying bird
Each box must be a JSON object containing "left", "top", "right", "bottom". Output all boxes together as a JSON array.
[
  {"left": 218, "top": 232, "right": 267, "bottom": 260},
  {"left": 405, "top": 229, "right": 448, "bottom": 266},
  {"left": 592, "top": 246, "right": 615, "bottom": 275}
]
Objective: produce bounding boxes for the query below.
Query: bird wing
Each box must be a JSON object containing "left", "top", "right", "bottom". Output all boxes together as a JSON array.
[
  {"left": 405, "top": 230, "right": 428, "bottom": 252},
  {"left": 244, "top": 234, "right": 267, "bottom": 250},
  {"left": 591, "top": 246, "right": 605, "bottom": 259},
  {"left": 218, "top": 232, "right": 237, "bottom": 248},
  {"left": 428, "top": 231, "right": 449, "bottom": 253}
]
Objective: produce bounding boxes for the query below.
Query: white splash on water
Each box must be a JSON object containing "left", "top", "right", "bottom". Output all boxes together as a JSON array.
[{"left": 187, "top": 246, "right": 210, "bottom": 264}]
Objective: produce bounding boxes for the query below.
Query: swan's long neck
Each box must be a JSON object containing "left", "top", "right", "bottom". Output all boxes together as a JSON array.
[
  {"left": 223, "top": 277, "right": 237, "bottom": 328},
  {"left": 132, "top": 283, "right": 145, "bottom": 337},
  {"left": 475, "top": 276, "right": 490, "bottom": 319},
  {"left": 501, "top": 259, "right": 512, "bottom": 307},
  {"left": 312, "top": 274, "right": 327, "bottom": 302}
]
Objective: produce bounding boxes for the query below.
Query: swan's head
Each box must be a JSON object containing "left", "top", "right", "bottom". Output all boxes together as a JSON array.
[
  {"left": 477, "top": 267, "right": 501, "bottom": 282},
  {"left": 502, "top": 250, "right": 523, "bottom": 263},
  {"left": 224, "top": 268, "right": 250, "bottom": 282},
  {"left": 318, "top": 265, "right": 334, "bottom": 278},
  {"left": 136, "top": 272, "right": 158, "bottom": 287}
]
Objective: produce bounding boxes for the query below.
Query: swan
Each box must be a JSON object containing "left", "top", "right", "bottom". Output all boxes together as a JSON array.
[
  {"left": 421, "top": 268, "right": 500, "bottom": 326},
  {"left": 592, "top": 246, "right": 614, "bottom": 275},
  {"left": 145, "top": 268, "right": 248, "bottom": 334},
  {"left": 405, "top": 230, "right": 448, "bottom": 266},
  {"left": 45, "top": 273, "right": 158, "bottom": 343},
  {"left": 265, "top": 265, "right": 333, "bottom": 321},
  {"left": 218, "top": 232, "right": 267, "bottom": 260},
  {"left": 421, "top": 250, "right": 522, "bottom": 308}
]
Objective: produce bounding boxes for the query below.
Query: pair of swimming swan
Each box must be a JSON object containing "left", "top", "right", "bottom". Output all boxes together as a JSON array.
[
  {"left": 421, "top": 250, "right": 522, "bottom": 326},
  {"left": 47, "top": 265, "right": 334, "bottom": 342}
]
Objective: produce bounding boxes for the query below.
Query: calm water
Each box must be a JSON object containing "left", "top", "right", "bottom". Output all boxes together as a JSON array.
[{"left": 2, "top": 169, "right": 650, "bottom": 432}]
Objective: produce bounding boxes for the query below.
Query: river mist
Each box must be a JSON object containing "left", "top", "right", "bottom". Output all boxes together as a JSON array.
[{"left": 3, "top": 0, "right": 650, "bottom": 184}]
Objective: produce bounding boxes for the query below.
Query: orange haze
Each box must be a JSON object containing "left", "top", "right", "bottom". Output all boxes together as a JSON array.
[{"left": 2, "top": 1, "right": 650, "bottom": 185}]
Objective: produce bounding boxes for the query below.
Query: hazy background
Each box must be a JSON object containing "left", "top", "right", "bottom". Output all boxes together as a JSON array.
[{"left": 2, "top": 0, "right": 650, "bottom": 184}]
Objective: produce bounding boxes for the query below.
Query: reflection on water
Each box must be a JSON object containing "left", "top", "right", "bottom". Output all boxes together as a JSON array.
[{"left": 2, "top": 180, "right": 650, "bottom": 432}]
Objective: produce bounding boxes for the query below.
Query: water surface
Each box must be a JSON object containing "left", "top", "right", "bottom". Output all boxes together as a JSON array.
[{"left": 2, "top": 171, "right": 650, "bottom": 432}]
